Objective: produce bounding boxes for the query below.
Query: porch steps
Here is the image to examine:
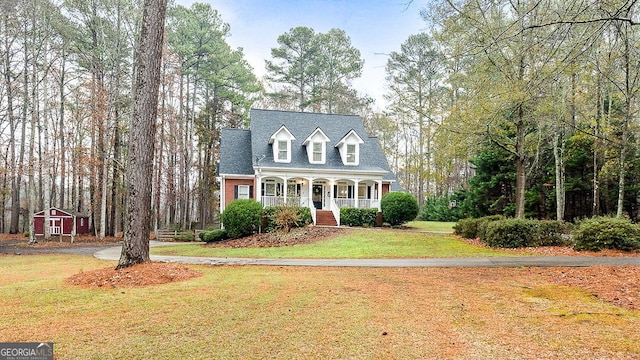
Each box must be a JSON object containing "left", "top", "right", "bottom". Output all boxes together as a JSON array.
[{"left": 315, "top": 210, "right": 338, "bottom": 226}]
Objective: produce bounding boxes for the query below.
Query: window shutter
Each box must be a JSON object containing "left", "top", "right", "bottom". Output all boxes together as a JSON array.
[
  {"left": 348, "top": 186, "right": 353, "bottom": 199},
  {"left": 249, "top": 186, "right": 254, "bottom": 199},
  {"left": 234, "top": 185, "right": 238, "bottom": 199},
  {"left": 333, "top": 185, "right": 337, "bottom": 197},
  {"left": 367, "top": 186, "right": 371, "bottom": 199}
]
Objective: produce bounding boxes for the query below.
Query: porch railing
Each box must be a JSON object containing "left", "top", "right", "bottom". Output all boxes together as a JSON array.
[
  {"left": 261, "top": 196, "right": 303, "bottom": 207},
  {"left": 334, "top": 198, "right": 355, "bottom": 208}
]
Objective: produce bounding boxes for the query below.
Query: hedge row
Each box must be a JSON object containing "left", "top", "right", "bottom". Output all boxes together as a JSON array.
[
  {"left": 454, "top": 216, "right": 571, "bottom": 248},
  {"left": 340, "top": 208, "right": 378, "bottom": 227},
  {"left": 455, "top": 216, "right": 640, "bottom": 251}
]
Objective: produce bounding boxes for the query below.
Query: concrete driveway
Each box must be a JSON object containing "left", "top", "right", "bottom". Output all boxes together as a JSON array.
[{"left": 94, "top": 241, "right": 640, "bottom": 268}]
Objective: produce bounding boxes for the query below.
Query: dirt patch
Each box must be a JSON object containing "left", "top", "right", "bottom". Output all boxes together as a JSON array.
[
  {"left": 206, "top": 226, "right": 351, "bottom": 248},
  {"left": 66, "top": 262, "right": 202, "bottom": 289}
]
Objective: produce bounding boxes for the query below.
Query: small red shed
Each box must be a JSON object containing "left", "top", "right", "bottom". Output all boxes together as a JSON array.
[{"left": 33, "top": 207, "right": 90, "bottom": 237}]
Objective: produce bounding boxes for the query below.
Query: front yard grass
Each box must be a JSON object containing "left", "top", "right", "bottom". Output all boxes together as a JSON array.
[
  {"left": 151, "top": 228, "right": 527, "bottom": 259},
  {"left": 1, "top": 255, "right": 638, "bottom": 359}
]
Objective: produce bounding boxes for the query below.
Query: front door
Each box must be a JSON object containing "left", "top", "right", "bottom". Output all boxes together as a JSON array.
[{"left": 312, "top": 184, "right": 324, "bottom": 209}]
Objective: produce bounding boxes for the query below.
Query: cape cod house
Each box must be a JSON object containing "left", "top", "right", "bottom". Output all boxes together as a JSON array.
[{"left": 218, "top": 109, "right": 401, "bottom": 226}]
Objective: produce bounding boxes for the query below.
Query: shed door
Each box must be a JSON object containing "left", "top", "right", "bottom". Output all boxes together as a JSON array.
[{"left": 49, "top": 219, "right": 61, "bottom": 235}]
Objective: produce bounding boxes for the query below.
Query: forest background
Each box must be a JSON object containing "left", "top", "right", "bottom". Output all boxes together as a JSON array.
[{"left": 1, "top": 0, "right": 639, "bottom": 238}]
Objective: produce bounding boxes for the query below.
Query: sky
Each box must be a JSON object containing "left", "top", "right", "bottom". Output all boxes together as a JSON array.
[{"left": 175, "top": 0, "right": 428, "bottom": 108}]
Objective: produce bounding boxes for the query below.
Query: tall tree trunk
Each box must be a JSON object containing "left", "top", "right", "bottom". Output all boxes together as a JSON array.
[
  {"left": 117, "top": 0, "right": 167, "bottom": 269},
  {"left": 514, "top": 107, "right": 526, "bottom": 219},
  {"left": 593, "top": 71, "right": 602, "bottom": 216},
  {"left": 553, "top": 131, "right": 565, "bottom": 221},
  {"left": 59, "top": 48, "right": 67, "bottom": 209}
]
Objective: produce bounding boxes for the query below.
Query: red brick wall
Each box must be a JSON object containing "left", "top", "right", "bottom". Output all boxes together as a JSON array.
[{"left": 224, "top": 178, "right": 256, "bottom": 207}]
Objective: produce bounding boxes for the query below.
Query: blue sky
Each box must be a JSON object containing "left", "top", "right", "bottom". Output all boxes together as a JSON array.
[{"left": 176, "top": 0, "right": 428, "bottom": 108}]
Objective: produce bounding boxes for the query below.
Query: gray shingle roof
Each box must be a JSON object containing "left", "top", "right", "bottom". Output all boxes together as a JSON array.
[
  {"left": 219, "top": 109, "right": 401, "bottom": 189},
  {"left": 218, "top": 128, "right": 253, "bottom": 175}
]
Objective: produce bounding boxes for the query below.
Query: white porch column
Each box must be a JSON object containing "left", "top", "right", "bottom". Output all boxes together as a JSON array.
[
  {"left": 354, "top": 179, "right": 360, "bottom": 208},
  {"left": 256, "top": 175, "right": 262, "bottom": 205},
  {"left": 308, "top": 178, "right": 314, "bottom": 209},
  {"left": 329, "top": 179, "right": 335, "bottom": 209},
  {"left": 283, "top": 175, "right": 288, "bottom": 205},
  {"left": 377, "top": 180, "right": 383, "bottom": 211}
]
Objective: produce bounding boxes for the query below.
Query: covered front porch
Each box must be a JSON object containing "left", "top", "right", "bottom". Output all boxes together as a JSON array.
[{"left": 257, "top": 175, "right": 384, "bottom": 225}]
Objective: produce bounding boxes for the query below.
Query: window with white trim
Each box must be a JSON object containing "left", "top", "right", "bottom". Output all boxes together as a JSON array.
[
  {"left": 312, "top": 142, "right": 322, "bottom": 162},
  {"left": 358, "top": 185, "right": 368, "bottom": 199},
  {"left": 346, "top": 144, "right": 356, "bottom": 164},
  {"left": 337, "top": 183, "right": 349, "bottom": 198},
  {"left": 237, "top": 185, "right": 250, "bottom": 199},
  {"left": 277, "top": 140, "right": 288, "bottom": 161}
]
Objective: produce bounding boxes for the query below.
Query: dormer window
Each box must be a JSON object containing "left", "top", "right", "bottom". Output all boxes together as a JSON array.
[
  {"left": 312, "top": 142, "right": 323, "bottom": 162},
  {"left": 336, "top": 129, "right": 364, "bottom": 166},
  {"left": 277, "top": 140, "right": 288, "bottom": 161},
  {"left": 269, "top": 125, "right": 295, "bottom": 163},
  {"left": 303, "top": 127, "right": 330, "bottom": 164},
  {"left": 346, "top": 144, "right": 356, "bottom": 164}
]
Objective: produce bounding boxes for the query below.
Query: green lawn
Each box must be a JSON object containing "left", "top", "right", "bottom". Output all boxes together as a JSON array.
[
  {"left": 152, "top": 227, "right": 526, "bottom": 258},
  {"left": 1, "top": 255, "right": 638, "bottom": 359},
  {"left": 406, "top": 220, "right": 456, "bottom": 232}
]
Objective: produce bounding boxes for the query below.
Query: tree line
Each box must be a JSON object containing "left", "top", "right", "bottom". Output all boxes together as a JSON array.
[
  {"left": 390, "top": 0, "right": 640, "bottom": 221},
  {"left": 3, "top": 0, "right": 639, "bottom": 239}
]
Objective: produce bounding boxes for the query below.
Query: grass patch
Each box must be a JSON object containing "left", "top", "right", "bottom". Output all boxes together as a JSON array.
[
  {"left": 1, "top": 255, "right": 639, "bottom": 359},
  {"left": 151, "top": 229, "right": 525, "bottom": 258},
  {"left": 406, "top": 221, "right": 455, "bottom": 232}
]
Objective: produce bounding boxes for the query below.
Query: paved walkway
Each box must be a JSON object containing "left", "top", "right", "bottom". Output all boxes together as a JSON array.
[{"left": 94, "top": 241, "right": 640, "bottom": 268}]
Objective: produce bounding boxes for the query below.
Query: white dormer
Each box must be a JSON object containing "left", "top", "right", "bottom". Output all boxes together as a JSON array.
[
  {"left": 269, "top": 125, "right": 296, "bottom": 163},
  {"left": 335, "top": 129, "right": 364, "bottom": 166},
  {"left": 302, "top": 128, "right": 331, "bottom": 164}
]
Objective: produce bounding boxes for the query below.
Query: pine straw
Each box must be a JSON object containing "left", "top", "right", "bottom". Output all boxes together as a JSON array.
[{"left": 66, "top": 262, "right": 202, "bottom": 288}]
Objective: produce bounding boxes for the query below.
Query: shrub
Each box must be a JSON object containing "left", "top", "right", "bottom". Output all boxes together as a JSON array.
[
  {"left": 174, "top": 232, "right": 195, "bottom": 242},
  {"left": 274, "top": 206, "right": 301, "bottom": 232},
  {"left": 381, "top": 192, "right": 419, "bottom": 226},
  {"left": 482, "top": 218, "right": 539, "bottom": 248},
  {"left": 536, "top": 220, "right": 572, "bottom": 246},
  {"left": 573, "top": 217, "right": 640, "bottom": 251},
  {"left": 221, "top": 199, "right": 263, "bottom": 239},
  {"left": 199, "top": 229, "right": 228, "bottom": 243},
  {"left": 340, "top": 208, "right": 378, "bottom": 227},
  {"left": 263, "top": 206, "right": 312, "bottom": 233},
  {"left": 453, "top": 215, "right": 505, "bottom": 239}
]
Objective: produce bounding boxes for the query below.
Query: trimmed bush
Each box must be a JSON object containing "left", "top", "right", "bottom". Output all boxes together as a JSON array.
[
  {"left": 454, "top": 215, "right": 505, "bottom": 239},
  {"left": 199, "top": 229, "right": 228, "bottom": 243},
  {"left": 221, "top": 199, "right": 263, "bottom": 239},
  {"left": 381, "top": 192, "right": 419, "bottom": 226},
  {"left": 482, "top": 218, "right": 539, "bottom": 248},
  {"left": 536, "top": 220, "right": 572, "bottom": 246},
  {"left": 174, "top": 232, "right": 195, "bottom": 242},
  {"left": 340, "top": 208, "right": 378, "bottom": 227},
  {"left": 573, "top": 217, "right": 640, "bottom": 251}
]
